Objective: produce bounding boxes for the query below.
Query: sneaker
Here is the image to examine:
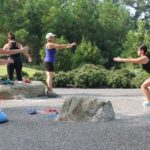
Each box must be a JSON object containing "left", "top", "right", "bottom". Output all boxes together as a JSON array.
[
  {"left": 1, "top": 79, "right": 14, "bottom": 85},
  {"left": 142, "top": 101, "right": 150, "bottom": 107},
  {"left": 46, "top": 91, "right": 59, "bottom": 98}
]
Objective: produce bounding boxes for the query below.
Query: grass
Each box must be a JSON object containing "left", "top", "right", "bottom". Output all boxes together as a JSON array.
[{"left": 0, "top": 64, "right": 44, "bottom": 77}]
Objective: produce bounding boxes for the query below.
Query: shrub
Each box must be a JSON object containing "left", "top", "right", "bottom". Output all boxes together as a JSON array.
[
  {"left": 53, "top": 71, "right": 74, "bottom": 87},
  {"left": 22, "top": 71, "right": 29, "bottom": 77},
  {"left": 31, "top": 72, "right": 45, "bottom": 83},
  {"left": 130, "top": 69, "right": 149, "bottom": 88},
  {"left": 73, "top": 64, "right": 108, "bottom": 88},
  {"left": 72, "top": 38, "right": 105, "bottom": 69},
  {"left": 107, "top": 69, "right": 135, "bottom": 88}
]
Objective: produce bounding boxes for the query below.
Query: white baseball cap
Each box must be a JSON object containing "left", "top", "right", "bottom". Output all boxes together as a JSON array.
[{"left": 45, "top": 32, "right": 56, "bottom": 39}]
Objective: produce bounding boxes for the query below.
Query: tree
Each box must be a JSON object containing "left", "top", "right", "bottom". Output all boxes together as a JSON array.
[
  {"left": 72, "top": 37, "right": 105, "bottom": 69},
  {"left": 122, "top": 20, "right": 150, "bottom": 58}
]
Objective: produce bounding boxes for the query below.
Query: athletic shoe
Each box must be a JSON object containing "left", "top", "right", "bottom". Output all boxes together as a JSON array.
[
  {"left": 1, "top": 79, "right": 14, "bottom": 85},
  {"left": 46, "top": 91, "right": 59, "bottom": 98},
  {"left": 142, "top": 101, "right": 150, "bottom": 107}
]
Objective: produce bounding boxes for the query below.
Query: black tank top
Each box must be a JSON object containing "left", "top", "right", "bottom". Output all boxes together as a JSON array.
[
  {"left": 142, "top": 59, "right": 150, "bottom": 73},
  {"left": 9, "top": 41, "right": 20, "bottom": 58}
]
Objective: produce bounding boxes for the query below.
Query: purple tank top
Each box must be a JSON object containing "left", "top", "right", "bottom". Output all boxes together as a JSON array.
[{"left": 44, "top": 48, "right": 57, "bottom": 63}]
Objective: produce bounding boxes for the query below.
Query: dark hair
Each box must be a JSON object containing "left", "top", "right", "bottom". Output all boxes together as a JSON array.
[
  {"left": 8, "top": 32, "right": 15, "bottom": 40},
  {"left": 139, "top": 44, "right": 150, "bottom": 58}
]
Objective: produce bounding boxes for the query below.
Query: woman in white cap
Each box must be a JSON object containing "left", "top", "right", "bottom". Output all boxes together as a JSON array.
[
  {"left": 45, "top": 32, "right": 76, "bottom": 97},
  {"left": 114, "top": 44, "right": 150, "bottom": 107}
]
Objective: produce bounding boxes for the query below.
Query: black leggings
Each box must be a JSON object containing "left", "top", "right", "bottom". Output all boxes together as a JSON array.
[{"left": 7, "top": 57, "right": 22, "bottom": 81}]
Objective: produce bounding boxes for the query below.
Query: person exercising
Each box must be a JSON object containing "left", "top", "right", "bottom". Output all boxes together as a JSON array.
[{"left": 114, "top": 44, "right": 150, "bottom": 106}]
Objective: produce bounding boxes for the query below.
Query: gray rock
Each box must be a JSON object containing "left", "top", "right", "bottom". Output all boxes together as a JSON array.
[
  {"left": 0, "top": 81, "right": 45, "bottom": 99},
  {"left": 58, "top": 96, "right": 115, "bottom": 122}
]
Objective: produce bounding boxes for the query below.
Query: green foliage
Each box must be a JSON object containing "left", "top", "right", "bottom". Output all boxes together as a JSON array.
[
  {"left": 73, "top": 64, "right": 108, "bottom": 88},
  {"left": 31, "top": 72, "right": 45, "bottom": 83},
  {"left": 130, "top": 69, "right": 150, "bottom": 88},
  {"left": 0, "top": 0, "right": 149, "bottom": 72},
  {"left": 53, "top": 64, "right": 108, "bottom": 88},
  {"left": 55, "top": 36, "right": 73, "bottom": 71},
  {"left": 97, "top": 0, "right": 131, "bottom": 67},
  {"left": 22, "top": 71, "right": 29, "bottom": 77},
  {"left": 72, "top": 38, "right": 105, "bottom": 69},
  {"left": 15, "top": 29, "right": 29, "bottom": 44},
  {"left": 0, "top": 75, "right": 7, "bottom": 81},
  {"left": 122, "top": 20, "right": 150, "bottom": 58},
  {"left": 53, "top": 71, "right": 74, "bottom": 87},
  {"left": 107, "top": 69, "right": 135, "bottom": 88}
]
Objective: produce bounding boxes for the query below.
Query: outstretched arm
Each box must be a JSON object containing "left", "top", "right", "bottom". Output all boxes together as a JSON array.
[
  {"left": 0, "top": 46, "right": 29, "bottom": 55},
  {"left": 17, "top": 43, "right": 32, "bottom": 63},
  {"left": 0, "top": 59, "right": 14, "bottom": 65},
  {"left": 47, "top": 42, "right": 76, "bottom": 50},
  {"left": 113, "top": 56, "right": 148, "bottom": 64}
]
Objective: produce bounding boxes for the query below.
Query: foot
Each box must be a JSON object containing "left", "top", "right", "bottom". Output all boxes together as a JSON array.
[
  {"left": 142, "top": 101, "right": 150, "bottom": 107},
  {"left": 46, "top": 91, "right": 59, "bottom": 98}
]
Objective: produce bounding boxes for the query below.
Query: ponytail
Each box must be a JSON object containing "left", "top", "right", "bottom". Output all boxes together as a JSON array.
[{"left": 8, "top": 32, "right": 15, "bottom": 40}]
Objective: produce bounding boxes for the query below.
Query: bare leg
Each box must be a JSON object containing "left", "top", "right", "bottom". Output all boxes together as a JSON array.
[
  {"left": 46, "top": 71, "right": 54, "bottom": 92},
  {"left": 141, "top": 77, "right": 150, "bottom": 102}
]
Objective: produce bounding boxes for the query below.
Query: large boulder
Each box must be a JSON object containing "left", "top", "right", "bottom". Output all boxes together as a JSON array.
[
  {"left": 0, "top": 81, "right": 45, "bottom": 99},
  {"left": 58, "top": 96, "right": 115, "bottom": 122}
]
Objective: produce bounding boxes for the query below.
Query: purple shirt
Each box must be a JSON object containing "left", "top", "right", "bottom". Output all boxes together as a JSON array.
[{"left": 44, "top": 48, "right": 57, "bottom": 63}]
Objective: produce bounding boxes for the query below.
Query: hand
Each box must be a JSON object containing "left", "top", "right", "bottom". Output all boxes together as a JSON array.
[
  {"left": 28, "top": 57, "right": 32, "bottom": 63},
  {"left": 113, "top": 57, "right": 122, "bottom": 62},
  {"left": 21, "top": 46, "right": 29, "bottom": 53},
  {"left": 71, "top": 42, "right": 76, "bottom": 47},
  {"left": 7, "top": 58, "right": 14, "bottom": 64}
]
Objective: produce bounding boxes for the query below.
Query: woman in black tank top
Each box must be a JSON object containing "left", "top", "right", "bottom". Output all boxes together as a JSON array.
[
  {"left": 113, "top": 45, "right": 150, "bottom": 106},
  {"left": 3, "top": 32, "right": 32, "bottom": 81}
]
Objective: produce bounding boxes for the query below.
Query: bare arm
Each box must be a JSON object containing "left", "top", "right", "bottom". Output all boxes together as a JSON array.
[
  {"left": 113, "top": 56, "right": 148, "bottom": 64},
  {"left": 1, "top": 44, "right": 29, "bottom": 55},
  {"left": 0, "top": 59, "right": 14, "bottom": 65},
  {"left": 17, "top": 43, "right": 32, "bottom": 63},
  {"left": 47, "top": 42, "right": 76, "bottom": 50}
]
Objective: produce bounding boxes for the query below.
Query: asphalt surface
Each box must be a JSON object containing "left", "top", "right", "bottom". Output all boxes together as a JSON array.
[{"left": 1, "top": 88, "right": 150, "bottom": 150}]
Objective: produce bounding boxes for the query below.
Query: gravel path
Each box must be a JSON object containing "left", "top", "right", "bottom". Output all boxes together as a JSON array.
[{"left": 1, "top": 88, "right": 150, "bottom": 150}]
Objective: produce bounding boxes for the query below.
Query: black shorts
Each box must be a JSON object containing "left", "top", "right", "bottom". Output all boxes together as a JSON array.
[{"left": 44, "top": 62, "right": 55, "bottom": 72}]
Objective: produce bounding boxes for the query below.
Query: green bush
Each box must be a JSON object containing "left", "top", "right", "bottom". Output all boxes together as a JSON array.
[
  {"left": 107, "top": 69, "right": 135, "bottom": 88},
  {"left": 53, "top": 64, "right": 108, "bottom": 88},
  {"left": 73, "top": 64, "right": 108, "bottom": 88},
  {"left": 22, "top": 71, "right": 29, "bottom": 77},
  {"left": 130, "top": 69, "right": 149, "bottom": 88},
  {"left": 31, "top": 72, "right": 45, "bottom": 83},
  {"left": 53, "top": 71, "right": 74, "bottom": 87},
  {"left": 0, "top": 75, "right": 7, "bottom": 81},
  {"left": 72, "top": 38, "right": 105, "bottom": 69}
]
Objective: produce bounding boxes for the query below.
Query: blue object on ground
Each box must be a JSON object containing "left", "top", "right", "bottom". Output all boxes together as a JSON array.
[
  {"left": 48, "top": 113, "right": 59, "bottom": 120},
  {"left": 27, "top": 108, "right": 38, "bottom": 115},
  {"left": 142, "top": 101, "right": 150, "bottom": 107},
  {"left": 0, "top": 111, "right": 8, "bottom": 123}
]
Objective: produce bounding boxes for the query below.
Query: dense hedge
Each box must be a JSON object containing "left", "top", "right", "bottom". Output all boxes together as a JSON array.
[
  {"left": 1, "top": 64, "right": 149, "bottom": 88},
  {"left": 107, "top": 69, "right": 135, "bottom": 88}
]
